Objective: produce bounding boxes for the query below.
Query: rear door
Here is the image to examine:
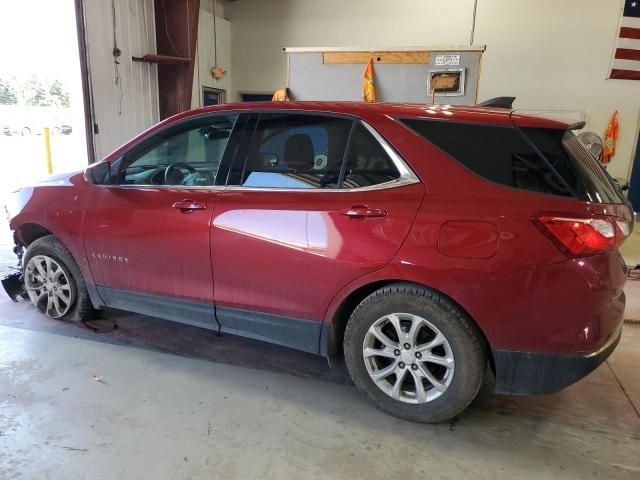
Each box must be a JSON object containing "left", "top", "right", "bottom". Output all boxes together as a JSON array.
[{"left": 210, "top": 112, "right": 425, "bottom": 352}]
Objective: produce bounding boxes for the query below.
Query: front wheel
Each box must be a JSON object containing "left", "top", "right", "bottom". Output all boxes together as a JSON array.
[
  {"left": 344, "top": 283, "right": 486, "bottom": 423},
  {"left": 23, "top": 235, "right": 98, "bottom": 322}
]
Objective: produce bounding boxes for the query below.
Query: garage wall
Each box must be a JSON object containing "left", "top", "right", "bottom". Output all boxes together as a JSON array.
[
  {"left": 83, "top": 0, "right": 160, "bottom": 161},
  {"left": 191, "top": 12, "right": 232, "bottom": 108},
  {"left": 226, "top": 0, "right": 640, "bottom": 180}
]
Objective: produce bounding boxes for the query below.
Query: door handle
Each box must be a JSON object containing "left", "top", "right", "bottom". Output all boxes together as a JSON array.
[
  {"left": 172, "top": 200, "right": 207, "bottom": 212},
  {"left": 340, "top": 205, "right": 388, "bottom": 218}
]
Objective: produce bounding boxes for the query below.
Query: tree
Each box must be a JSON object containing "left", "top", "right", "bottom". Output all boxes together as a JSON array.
[
  {"left": 48, "top": 79, "right": 70, "bottom": 108},
  {"left": 0, "top": 77, "right": 18, "bottom": 105},
  {"left": 23, "top": 76, "right": 48, "bottom": 106}
]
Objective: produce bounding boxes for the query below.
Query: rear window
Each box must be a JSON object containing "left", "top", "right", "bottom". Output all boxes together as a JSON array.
[
  {"left": 400, "top": 119, "right": 625, "bottom": 204},
  {"left": 400, "top": 119, "right": 573, "bottom": 198},
  {"left": 520, "top": 128, "right": 625, "bottom": 204}
]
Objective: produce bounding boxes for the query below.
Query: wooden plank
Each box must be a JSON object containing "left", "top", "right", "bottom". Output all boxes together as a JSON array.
[
  {"left": 322, "top": 51, "right": 430, "bottom": 65},
  {"left": 132, "top": 54, "right": 193, "bottom": 65}
]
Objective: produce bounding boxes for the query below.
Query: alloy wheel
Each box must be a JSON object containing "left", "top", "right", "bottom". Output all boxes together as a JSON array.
[
  {"left": 24, "top": 255, "right": 74, "bottom": 318},
  {"left": 362, "top": 313, "right": 455, "bottom": 404}
]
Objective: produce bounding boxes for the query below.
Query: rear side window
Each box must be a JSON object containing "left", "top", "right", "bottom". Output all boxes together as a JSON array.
[
  {"left": 230, "top": 113, "right": 402, "bottom": 189},
  {"left": 239, "top": 113, "right": 352, "bottom": 189},
  {"left": 341, "top": 124, "right": 401, "bottom": 188},
  {"left": 520, "top": 128, "right": 625, "bottom": 204},
  {"left": 401, "top": 119, "right": 572, "bottom": 198}
]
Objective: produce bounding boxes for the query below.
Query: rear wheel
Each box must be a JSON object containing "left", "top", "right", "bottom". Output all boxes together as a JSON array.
[
  {"left": 23, "top": 235, "right": 98, "bottom": 322},
  {"left": 344, "top": 283, "right": 486, "bottom": 423}
]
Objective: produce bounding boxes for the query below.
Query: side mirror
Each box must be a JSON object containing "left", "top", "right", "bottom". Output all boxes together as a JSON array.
[{"left": 84, "top": 162, "right": 113, "bottom": 185}]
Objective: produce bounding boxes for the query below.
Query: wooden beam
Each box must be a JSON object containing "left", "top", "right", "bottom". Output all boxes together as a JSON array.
[
  {"left": 322, "top": 51, "right": 430, "bottom": 65},
  {"left": 154, "top": 0, "right": 200, "bottom": 120},
  {"left": 132, "top": 54, "right": 193, "bottom": 65}
]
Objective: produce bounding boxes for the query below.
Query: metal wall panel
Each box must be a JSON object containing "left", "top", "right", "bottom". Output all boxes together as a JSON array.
[
  {"left": 191, "top": 13, "right": 232, "bottom": 108},
  {"left": 83, "top": 0, "right": 159, "bottom": 161},
  {"left": 288, "top": 51, "right": 482, "bottom": 105}
]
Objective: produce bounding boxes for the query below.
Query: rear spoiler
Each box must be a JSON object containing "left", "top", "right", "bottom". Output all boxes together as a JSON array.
[{"left": 478, "top": 96, "right": 516, "bottom": 109}]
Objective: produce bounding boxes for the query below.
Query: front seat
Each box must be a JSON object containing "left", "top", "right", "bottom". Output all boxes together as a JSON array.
[{"left": 283, "top": 134, "right": 314, "bottom": 172}]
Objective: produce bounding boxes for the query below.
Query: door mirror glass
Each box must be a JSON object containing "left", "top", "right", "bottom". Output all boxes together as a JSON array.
[{"left": 84, "top": 161, "right": 112, "bottom": 185}]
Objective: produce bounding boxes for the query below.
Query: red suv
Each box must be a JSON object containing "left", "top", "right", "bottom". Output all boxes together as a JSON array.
[{"left": 3, "top": 102, "right": 631, "bottom": 423}]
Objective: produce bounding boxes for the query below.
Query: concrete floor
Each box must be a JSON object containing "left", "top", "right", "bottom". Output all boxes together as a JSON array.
[
  {"left": 1, "top": 218, "right": 640, "bottom": 478},
  {"left": 0, "top": 293, "right": 639, "bottom": 479}
]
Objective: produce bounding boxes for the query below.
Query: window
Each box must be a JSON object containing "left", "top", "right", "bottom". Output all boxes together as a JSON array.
[
  {"left": 122, "top": 114, "right": 238, "bottom": 186},
  {"left": 235, "top": 113, "right": 353, "bottom": 189},
  {"left": 227, "top": 114, "right": 406, "bottom": 190},
  {"left": 520, "top": 128, "right": 625, "bottom": 204},
  {"left": 341, "top": 124, "right": 401, "bottom": 188},
  {"left": 240, "top": 93, "right": 273, "bottom": 102},
  {"left": 401, "top": 119, "right": 573, "bottom": 197}
]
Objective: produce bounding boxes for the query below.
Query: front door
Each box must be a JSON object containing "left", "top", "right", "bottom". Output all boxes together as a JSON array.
[
  {"left": 210, "top": 112, "right": 424, "bottom": 352},
  {"left": 83, "top": 112, "right": 243, "bottom": 321}
]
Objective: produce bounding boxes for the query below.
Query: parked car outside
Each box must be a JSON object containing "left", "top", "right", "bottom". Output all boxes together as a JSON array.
[
  {"left": 2, "top": 102, "right": 632, "bottom": 422},
  {"left": 0, "top": 106, "right": 73, "bottom": 136}
]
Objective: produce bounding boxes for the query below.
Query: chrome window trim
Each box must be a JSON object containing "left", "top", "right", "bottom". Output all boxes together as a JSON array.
[
  {"left": 360, "top": 120, "right": 417, "bottom": 181},
  {"left": 223, "top": 175, "right": 419, "bottom": 193},
  {"left": 100, "top": 176, "right": 418, "bottom": 193},
  {"left": 99, "top": 117, "right": 420, "bottom": 193},
  {"left": 222, "top": 119, "right": 420, "bottom": 193},
  {"left": 99, "top": 184, "right": 226, "bottom": 191}
]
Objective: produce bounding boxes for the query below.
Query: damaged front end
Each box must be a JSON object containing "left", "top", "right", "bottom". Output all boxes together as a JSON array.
[{"left": 1, "top": 241, "right": 26, "bottom": 302}]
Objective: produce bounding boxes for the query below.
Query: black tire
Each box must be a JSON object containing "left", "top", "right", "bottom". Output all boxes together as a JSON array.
[
  {"left": 344, "top": 282, "right": 486, "bottom": 423},
  {"left": 23, "top": 235, "right": 98, "bottom": 322}
]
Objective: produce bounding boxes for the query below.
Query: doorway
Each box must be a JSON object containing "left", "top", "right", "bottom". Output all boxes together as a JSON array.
[{"left": 0, "top": 0, "right": 88, "bottom": 195}]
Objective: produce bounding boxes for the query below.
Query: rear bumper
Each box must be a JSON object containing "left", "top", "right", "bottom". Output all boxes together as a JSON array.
[{"left": 494, "top": 322, "right": 623, "bottom": 395}]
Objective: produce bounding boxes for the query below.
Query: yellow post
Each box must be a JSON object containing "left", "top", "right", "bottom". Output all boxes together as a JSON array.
[{"left": 43, "top": 127, "right": 53, "bottom": 174}]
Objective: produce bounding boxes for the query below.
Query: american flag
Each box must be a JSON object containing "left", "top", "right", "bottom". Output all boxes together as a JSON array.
[{"left": 610, "top": 0, "right": 640, "bottom": 80}]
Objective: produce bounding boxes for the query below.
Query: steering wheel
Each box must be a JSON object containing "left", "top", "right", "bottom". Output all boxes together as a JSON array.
[{"left": 164, "top": 162, "right": 197, "bottom": 185}]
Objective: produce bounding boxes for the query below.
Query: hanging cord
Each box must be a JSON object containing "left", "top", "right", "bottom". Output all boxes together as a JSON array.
[
  {"left": 111, "top": 0, "right": 123, "bottom": 115},
  {"left": 469, "top": 0, "right": 478, "bottom": 46},
  {"left": 213, "top": 0, "right": 218, "bottom": 68},
  {"left": 186, "top": 0, "right": 191, "bottom": 57},
  {"left": 160, "top": 0, "right": 181, "bottom": 56}
]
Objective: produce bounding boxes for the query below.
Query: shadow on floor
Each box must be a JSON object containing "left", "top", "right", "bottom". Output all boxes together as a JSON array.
[
  {"left": 0, "top": 296, "right": 352, "bottom": 385},
  {"left": 1, "top": 293, "right": 639, "bottom": 438}
]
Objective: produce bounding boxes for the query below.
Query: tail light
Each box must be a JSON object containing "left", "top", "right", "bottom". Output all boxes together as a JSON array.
[{"left": 533, "top": 214, "right": 631, "bottom": 257}]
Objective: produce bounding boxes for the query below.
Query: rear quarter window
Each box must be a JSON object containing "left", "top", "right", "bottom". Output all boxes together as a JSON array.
[
  {"left": 520, "top": 128, "right": 625, "bottom": 204},
  {"left": 400, "top": 119, "right": 573, "bottom": 198}
]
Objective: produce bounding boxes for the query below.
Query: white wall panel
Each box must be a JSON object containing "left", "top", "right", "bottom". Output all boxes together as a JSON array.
[
  {"left": 227, "top": 0, "right": 640, "bottom": 180},
  {"left": 83, "top": 0, "right": 159, "bottom": 161},
  {"left": 192, "top": 11, "right": 232, "bottom": 108}
]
